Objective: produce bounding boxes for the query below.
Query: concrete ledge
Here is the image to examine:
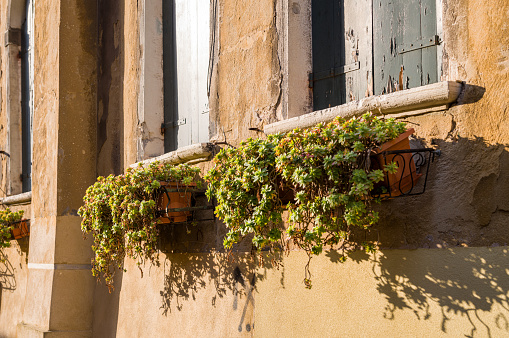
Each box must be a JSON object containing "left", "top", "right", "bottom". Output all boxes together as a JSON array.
[
  {"left": 130, "top": 143, "right": 216, "bottom": 168},
  {"left": 1, "top": 191, "right": 32, "bottom": 205},
  {"left": 264, "top": 81, "right": 463, "bottom": 134}
]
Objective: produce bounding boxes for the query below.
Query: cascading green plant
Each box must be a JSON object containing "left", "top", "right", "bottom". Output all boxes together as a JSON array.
[
  {"left": 0, "top": 208, "right": 24, "bottom": 248},
  {"left": 205, "top": 135, "right": 286, "bottom": 250},
  {"left": 78, "top": 162, "right": 200, "bottom": 292},
  {"left": 206, "top": 112, "right": 407, "bottom": 287}
]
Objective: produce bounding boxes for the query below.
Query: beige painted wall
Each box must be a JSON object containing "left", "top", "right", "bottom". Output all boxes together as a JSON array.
[
  {"left": 93, "top": 247, "right": 509, "bottom": 337},
  {"left": 0, "top": 0, "right": 507, "bottom": 336},
  {"left": 87, "top": 0, "right": 509, "bottom": 337},
  {"left": 0, "top": 205, "right": 30, "bottom": 338}
]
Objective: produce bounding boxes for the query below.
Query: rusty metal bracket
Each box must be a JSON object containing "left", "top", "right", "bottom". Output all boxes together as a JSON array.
[
  {"left": 398, "top": 35, "right": 440, "bottom": 54},
  {"left": 308, "top": 61, "right": 360, "bottom": 88}
]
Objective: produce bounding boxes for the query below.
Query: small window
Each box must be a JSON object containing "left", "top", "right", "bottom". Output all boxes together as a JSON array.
[{"left": 162, "top": 0, "right": 210, "bottom": 152}]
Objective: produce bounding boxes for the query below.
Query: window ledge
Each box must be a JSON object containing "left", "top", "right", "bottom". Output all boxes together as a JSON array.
[
  {"left": 264, "top": 81, "right": 463, "bottom": 134},
  {"left": 1, "top": 191, "right": 32, "bottom": 205},
  {"left": 130, "top": 143, "right": 216, "bottom": 168}
]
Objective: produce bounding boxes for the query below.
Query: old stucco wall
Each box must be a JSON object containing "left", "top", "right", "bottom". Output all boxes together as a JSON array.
[
  {"left": 97, "top": 0, "right": 124, "bottom": 177},
  {"left": 92, "top": 0, "right": 509, "bottom": 337},
  {"left": 0, "top": 0, "right": 30, "bottom": 336},
  {"left": 0, "top": 0, "right": 7, "bottom": 193},
  {"left": 18, "top": 0, "right": 98, "bottom": 335},
  {"left": 122, "top": 0, "right": 141, "bottom": 168},
  {"left": 374, "top": 0, "right": 509, "bottom": 249},
  {"left": 210, "top": 0, "right": 282, "bottom": 145},
  {"left": 0, "top": 204, "right": 30, "bottom": 338}
]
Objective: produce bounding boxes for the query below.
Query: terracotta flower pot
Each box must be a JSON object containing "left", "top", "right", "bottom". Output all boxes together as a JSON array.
[
  {"left": 372, "top": 128, "right": 422, "bottom": 197},
  {"left": 10, "top": 220, "right": 30, "bottom": 240},
  {"left": 157, "top": 182, "right": 195, "bottom": 223}
]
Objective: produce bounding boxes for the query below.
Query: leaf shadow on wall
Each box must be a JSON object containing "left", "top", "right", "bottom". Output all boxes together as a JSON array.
[
  {"left": 367, "top": 135, "right": 509, "bottom": 337},
  {"left": 0, "top": 250, "right": 18, "bottom": 311},
  {"left": 158, "top": 214, "right": 282, "bottom": 321},
  {"left": 372, "top": 248, "right": 509, "bottom": 337},
  {"left": 0, "top": 250, "right": 17, "bottom": 292}
]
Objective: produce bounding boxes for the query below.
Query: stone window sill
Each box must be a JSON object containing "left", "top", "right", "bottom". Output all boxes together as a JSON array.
[
  {"left": 1, "top": 191, "right": 32, "bottom": 205},
  {"left": 130, "top": 143, "right": 216, "bottom": 168},
  {"left": 264, "top": 81, "right": 463, "bottom": 134}
]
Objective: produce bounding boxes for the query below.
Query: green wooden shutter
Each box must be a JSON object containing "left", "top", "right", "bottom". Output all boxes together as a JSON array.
[
  {"left": 374, "top": 0, "right": 439, "bottom": 95},
  {"left": 311, "top": 0, "right": 371, "bottom": 111}
]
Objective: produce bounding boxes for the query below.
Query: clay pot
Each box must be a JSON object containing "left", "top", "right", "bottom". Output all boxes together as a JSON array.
[
  {"left": 10, "top": 220, "right": 30, "bottom": 239},
  {"left": 157, "top": 182, "right": 195, "bottom": 223},
  {"left": 371, "top": 128, "right": 422, "bottom": 197}
]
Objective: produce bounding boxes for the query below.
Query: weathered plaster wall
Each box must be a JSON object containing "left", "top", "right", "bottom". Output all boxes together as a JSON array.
[
  {"left": 0, "top": 204, "right": 30, "bottom": 338},
  {"left": 374, "top": 0, "right": 509, "bottom": 249},
  {"left": 210, "top": 0, "right": 282, "bottom": 144},
  {"left": 0, "top": 0, "right": 8, "bottom": 194},
  {"left": 97, "top": 0, "right": 124, "bottom": 177},
  {"left": 94, "top": 248, "right": 509, "bottom": 337},
  {"left": 88, "top": 0, "right": 509, "bottom": 336},
  {"left": 19, "top": 0, "right": 98, "bottom": 335},
  {"left": 0, "top": 0, "right": 502, "bottom": 336},
  {"left": 0, "top": 0, "right": 31, "bottom": 336},
  {"left": 123, "top": 0, "right": 141, "bottom": 167}
]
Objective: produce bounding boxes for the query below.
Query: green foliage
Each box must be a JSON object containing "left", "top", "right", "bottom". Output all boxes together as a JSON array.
[
  {"left": 205, "top": 135, "right": 286, "bottom": 250},
  {"left": 78, "top": 162, "right": 200, "bottom": 291},
  {"left": 206, "top": 113, "right": 406, "bottom": 286},
  {"left": 0, "top": 208, "right": 24, "bottom": 248}
]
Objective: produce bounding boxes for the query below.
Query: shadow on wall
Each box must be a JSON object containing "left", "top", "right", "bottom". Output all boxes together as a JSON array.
[
  {"left": 373, "top": 247, "right": 509, "bottom": 337},
  {"left": 156, "top": 134, "right": 509, "bottom": 335},
  {"left": 365, "top": 134, "right": 509, "bottom": 336},
  {"left": 157, "top": 191, "right": 279, "bottom": 326},
  {"left": 158, "top": 251, "right": 280, "bottom": 333},
  {"left": 455, "top": 83, "right": 486, "bottom": 106},
  {"left": 0, "top": 250, "right": 17, "bottom": 290},
  {"left": 373, "top": 135, "right": 509, "bottom": 249},
  {"left": 0, "top": 250, "right": 17, "bottom": 312}
]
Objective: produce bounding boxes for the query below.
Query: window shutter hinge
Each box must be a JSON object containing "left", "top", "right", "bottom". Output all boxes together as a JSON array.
[
  {"left": 398, "top": 35, "right": 441, "bottom": 54},
  {"left": 161, "top": 118, "right": 187, "bottom": 134},
  {"left": 308, "top": 62, "right": 360, "bottom": 87}
]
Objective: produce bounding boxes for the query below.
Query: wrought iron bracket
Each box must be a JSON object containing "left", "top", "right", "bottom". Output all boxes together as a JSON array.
[
  {"left": 370, "top": 147, "right": 440, "bottom": 199},
  {"left": 155, "top": 186, "right": 215, "bottom": 225}
]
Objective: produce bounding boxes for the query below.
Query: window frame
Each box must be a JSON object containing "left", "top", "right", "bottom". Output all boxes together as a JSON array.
[
  {"left": 276, "top": 0, "right": 446, "bottom": 121},
  {"left": 135, "top": 0, "right": 212, "bottom": 164},
  {"left": 4, "top": 0, "right": 33, "bottom": 196}
]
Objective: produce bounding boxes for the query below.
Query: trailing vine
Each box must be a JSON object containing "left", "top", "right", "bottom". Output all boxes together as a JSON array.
[
  {"left": 0, "top": 208, "right": 24, "bottom": 248},
  {"left": 206, "top": 113, "right": 407, "bottom": 287},
  {"left": 78, "top": 162, "right": 200, "bottom": 291}
]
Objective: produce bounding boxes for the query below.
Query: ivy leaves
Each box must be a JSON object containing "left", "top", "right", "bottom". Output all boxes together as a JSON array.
[
  {"left": 206, "top": 113, "right": 407, "bottom": 286},
  {"left": 78, "top": 162, "right": 200, "bottom": 292},
  {"left": 0, "top": 208, "right": 24, "bottom": 249}
]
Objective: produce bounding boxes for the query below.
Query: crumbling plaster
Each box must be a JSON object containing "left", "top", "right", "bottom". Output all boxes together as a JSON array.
[
  {"left": 0, "top": 0, "right": 506, "bottom": 336},
  {"left": 212, "top": 0, "right": 509, "bottom": 249},
  {"left": 373, "top": 0, "right": 509, "bottom": 249},
  {"left": 211, "top": 0, "right": 282, "bottom": 145}
]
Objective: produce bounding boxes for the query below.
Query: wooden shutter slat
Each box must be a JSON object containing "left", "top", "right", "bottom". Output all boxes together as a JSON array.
[
  {"left": 312, "top": 0, "right": 370, "bottom": 110},
  {"left": 374, "top": 0, "right": 438, "bottom": 95},
  {"left": 421, "top": 0, "right": 438, "bottom": 85}
]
